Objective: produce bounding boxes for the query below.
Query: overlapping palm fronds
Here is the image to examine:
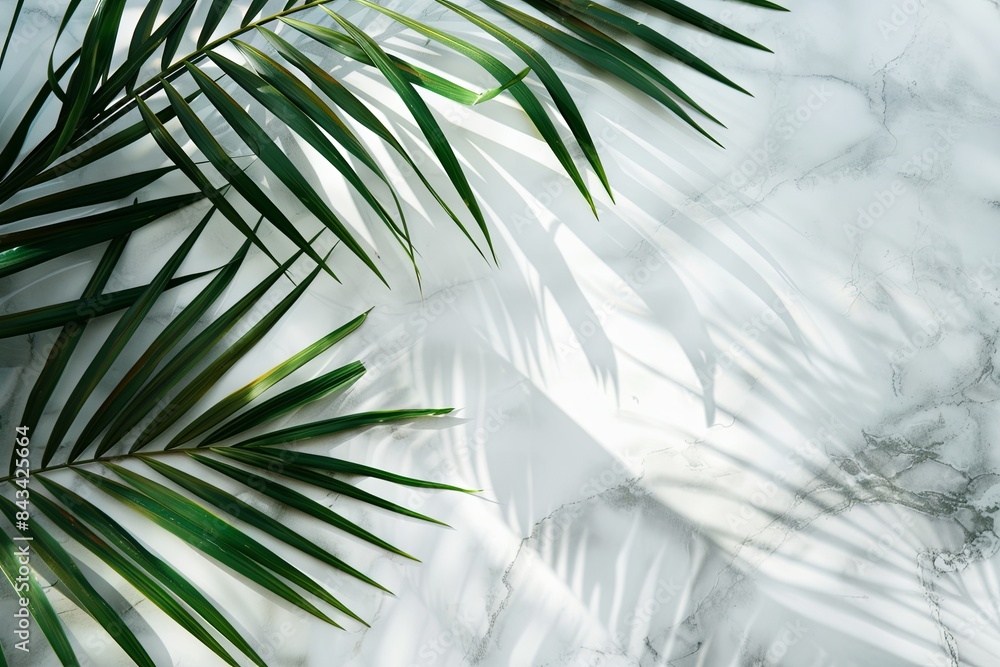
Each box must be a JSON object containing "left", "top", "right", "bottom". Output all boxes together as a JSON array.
[
  {"left": 0, "top": 227, "right": 466, "bottom": 665},
  {"left": 0, "top": 0, "right": 785, "bottom": 284},
  {"left": 0, "top": 0, "right": 783, "bottom": 663}
]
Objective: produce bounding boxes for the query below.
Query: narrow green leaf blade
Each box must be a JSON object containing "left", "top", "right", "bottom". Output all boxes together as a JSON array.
[
  {"left": 76, "top": 468, "right": 341, "bottom": 628},
  {"left": 30, "top": 491, "right": 244, "bottom": 667},
  {"left": 0, "top": 168, "right": 176, "bottom": 226},
  {"left": 323, "top": 9, "right": 496, "bottom": 261},
  {"left": 52, "top": 208, "right": 214, "bottom": 466},
  {"left": 217, "top": 446, "right": 476, "bottom": 492},
  {"left": 354, "top": 0, "right": 595, "bottom": 214},
  {"left": 258, "top": 26, "right": 480, "bottom": 259},
  {"left": 0, "top": 0, "right": 25, "bottom": 70},
  {"left": 74, "top": 237, "right": 252, "bottom": 457},
  {"left": 226, "top": 41, "right": 414, "bottom": 263},
  {"left": 636, "top": 0, "right": 775, "bottom": 51},
  {"left": 175, "top": 454, "right": 417, "bottom": 560},
  {"left": 201, "top": 360, "right": 365, "bottom": 445},
  {"left": 90, "top": 0, "right": 196, "bottom": 112},
  {"left": 0, "top": 268, "right": 214, "bottom": 340},
  {"left": 30, "top": 87, "right": 203, "bottom": 188},
  {"left": 0, "top": 518, "right": 79, "bottom": 666},
  {"left": 136, "top": 97, "right": 279, "bottom": 268},
  {"left": 197, "top": 0, "right": 235, "bottom": 49},
  {"left": 160, "top": 78, "right": 335, "bottom": 278},
  {"left": 548, "top": 0, "right": 752, "bottom": 95},
  {"left": 97, "top": 240, "right": 315, "bottom": 455},
  {"left": 279, "top": 17, "right": 514, "bottom": 106},
  {"left": 0, "top": 54, "right": 77, "bottom": 180},
  {"left": 171, "top": 311, "right": 368, "bottom": 447},
  {"left": 0, "top": 193, "right": 205, "bottom": 280},
  {"left": 196, "top": 450, "right": 450, "bottom": 525},
  {"left": 432, "top": 0, "right": 613, "bottom": 198},
  {"left": 0, "top": 496, "right": 155, "bottom": 666},
  {"left": 143, "top": 456, "right": 386, "bottom": 601},
  {"left": 36, "top": 476, "right": 268, "bottom": 667},
  {"left": 131, "top": 260, "right": 326, "bottom": 452},
  {"left": 524, "top": 0, "right": 722, "bottom": 128},
  {"left": 184, "top": 62, "right": 385, "bottom": 283},
  {"left": 16, "top": 234, "right": 128, "bottom": 472},
  {"left": 100, "top": 463, "right": 352, "bottom": 622},
  {"left": 479, "top": 0, "right": 720, "bottom": 143},
  {"left": 232, "top": 408, "right": 454, "bottom": 449}
]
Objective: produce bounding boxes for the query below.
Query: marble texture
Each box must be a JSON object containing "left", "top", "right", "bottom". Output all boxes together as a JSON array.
[{"left": 3, "top": 0, "right": 1000, "bottom": 665}]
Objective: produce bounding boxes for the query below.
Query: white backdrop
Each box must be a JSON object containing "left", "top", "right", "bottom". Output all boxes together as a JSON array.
[{"left": 2, "top": 0, "right": 1000, "bottom": 665}]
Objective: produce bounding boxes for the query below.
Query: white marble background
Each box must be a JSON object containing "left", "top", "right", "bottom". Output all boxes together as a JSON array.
[{"left": 3, "top": 0, "right": 1000, "bottom": 665}]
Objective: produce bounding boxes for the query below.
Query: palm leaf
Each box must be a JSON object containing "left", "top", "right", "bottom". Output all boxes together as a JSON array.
[
  {"left": 254, "top": 24, "right": 480, "bottom": 245},
  {"left": 93, "top": 237, "right": 320, "bottom": 457},
  {"left": 0, "top": 529, "right": 79, "bottom": 666},
  {"left": 184, "top": 56, "right": 386, "bottom": 280},
  {"left": 14, "top": 234, "right": 130, "bottom": 471},
  {"left": 125, "top": 250, "right": 328, "bottom": 453},
  {"left": 0, "top": 1, "right": 784, "bottom": 663},
  {"left": 71, "top": 236, "right": 255, "bottom": 457},
  {"left": 0, "top": 0, "right": 784, "bottom": 286},
  {"left": 36, "top": 476, "right": 268, "bottom": 666},
  {"left": 0, "top": 496, "right": 156, "bottom": 666},
  {"left": 28, "top": 491, "right": 246, "bottom": 667},
  {"left": 0, "top": 258, "right": 465, "bottom": 663},
  {"left": 0, "top": 193, "right": 205, "bottom": 279},
  {"left": 49, "top": 206, "right": 214, "bottom": 466},
  {"left": 165, "top": 310, "right": 370, "bottom": 448},
  {"left": 199, "top": 359, "right": 366, "bottom": 444}
]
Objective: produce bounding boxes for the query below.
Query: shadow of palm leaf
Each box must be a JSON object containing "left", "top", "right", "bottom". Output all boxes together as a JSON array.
[{"left": 0, "top": 0, "right": 798, "bottom": 663}]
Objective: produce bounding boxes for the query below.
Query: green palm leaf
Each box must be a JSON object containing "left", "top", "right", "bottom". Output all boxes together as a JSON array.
[
  {"left": 0, "top": 0, "right": 783, "bottom": 286},
  {"left": 93, "top": 236, "right": 317, "bottom": 456},
  {"left": 14, "top": 234, "right": 130, "bottom": 470},
  {"left": 29, "top": 491, "right": 246, "bottom": 667},
  {"left": 200, "top": 359, "right": 366, "bottom": 444},
  {"left": 165, "top": 310, "right": 370, "bottom": 448},
  {"left": 50, "top": 206, "right": 214, "bottom": 466},
  {"left": 0, "top": 496, "right": 155, "bottom": 666},
  {"left": 0, "top": 528, "right": 78, "bottom": 666},
  {"left": 36, "top": 476, "right": 268, "bottom": 666},
  {"left": 0, "top": 262, "right": 464, "bottom": 663},
  {"left": 0, "top": 0, "right": 784, "bottom": 662}
]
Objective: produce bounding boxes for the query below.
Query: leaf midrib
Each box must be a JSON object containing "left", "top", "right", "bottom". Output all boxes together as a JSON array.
[{"left": 1, "top": 446, "right": 192, "bottom": 485}]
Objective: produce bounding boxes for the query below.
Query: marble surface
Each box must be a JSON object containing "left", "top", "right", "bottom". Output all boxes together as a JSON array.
[{"left": 3, "top": 0, "right": 1000, "bottom": 665}]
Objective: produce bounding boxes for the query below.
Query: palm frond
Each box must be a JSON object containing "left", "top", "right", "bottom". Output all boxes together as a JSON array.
[
  {"left": 0, "top": 1, "right": 784, "bottom": 663},
  {"left": 0, "top": 232, "right": 467, "bottom": 664},
  {"left": 0, "top": 0, "right": 785, "bottom": 286}
]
